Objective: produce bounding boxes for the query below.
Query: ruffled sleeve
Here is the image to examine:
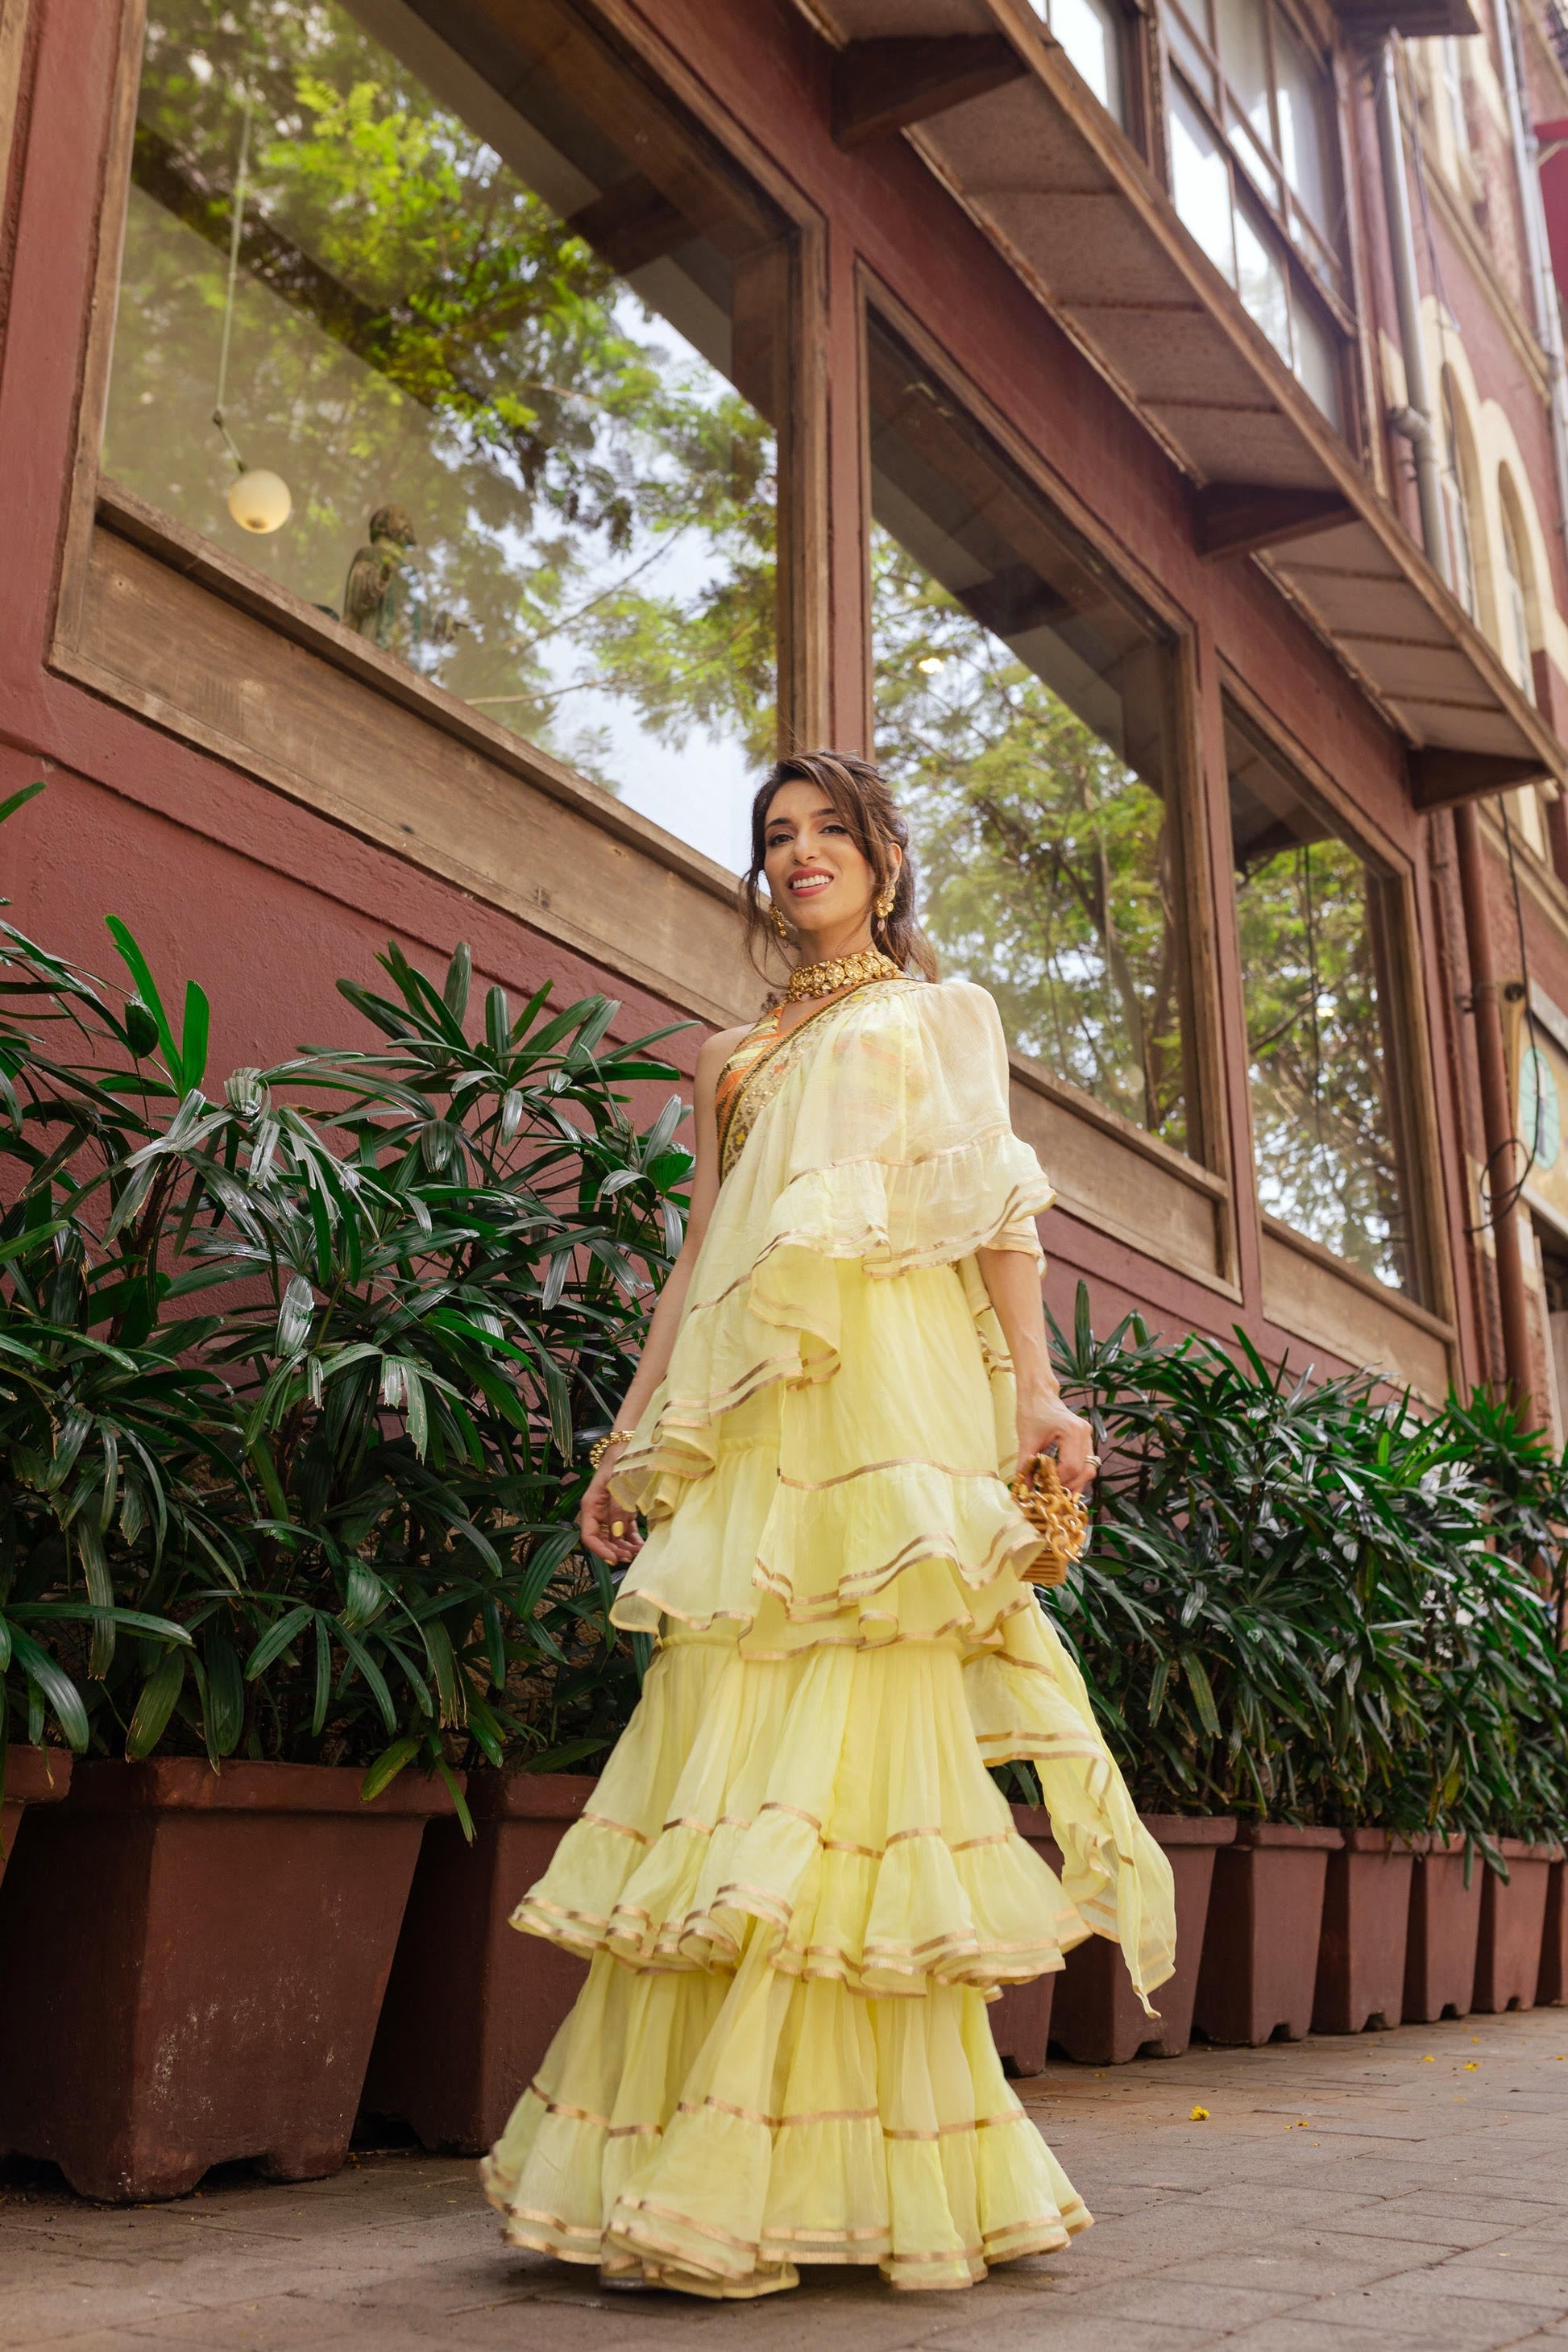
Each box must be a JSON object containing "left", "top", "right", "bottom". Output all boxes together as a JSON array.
[
  {"left": 756, "top": 978, "right": 1052, "bottom": 1279},
  {"left": 611, "top": 981, "right": 1054, "bottom": 1516}
]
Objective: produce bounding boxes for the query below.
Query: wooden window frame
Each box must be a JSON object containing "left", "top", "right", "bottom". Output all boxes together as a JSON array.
[
  {"left": 857, "top": 265, "right": 1240, "bottom": 1300},
  {"left": 1220, "top": 665, "right": 1460, "bottom": 1390},
  {"left": 50, "top": 0, "right": 831, "bottom": 1027},
  {"left": 1155, "top": 0, "right": 1359, "bottom": 433}
]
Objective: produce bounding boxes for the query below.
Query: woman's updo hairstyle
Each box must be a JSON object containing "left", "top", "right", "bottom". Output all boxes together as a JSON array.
[{"left": 738, "top": 751, "right": 939, "bottom": 985}]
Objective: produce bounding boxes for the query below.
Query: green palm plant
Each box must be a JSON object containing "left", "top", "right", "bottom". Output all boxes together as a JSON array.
[
  {"left": 1045, "top": 1284, "right": 1568, "bottom": 1848},
  {"left": 0, "top": 786, "right": 692, "bottom": 1811}
]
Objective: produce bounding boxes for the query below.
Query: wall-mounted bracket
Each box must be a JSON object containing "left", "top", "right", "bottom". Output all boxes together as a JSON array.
[
  {"left": 1194, "top": 483, "right": 1355, "bottom": 560},
  {"left": 832, "top": 37, "right": 1027, "bottom": 150},
  {"left": 1410, "top": 749, "right": 1550, "bottom": 809}
]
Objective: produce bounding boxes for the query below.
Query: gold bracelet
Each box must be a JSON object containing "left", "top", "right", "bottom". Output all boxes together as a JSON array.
[{"left": 588, "top": 1428, "right": 637, "bottom": 1468}]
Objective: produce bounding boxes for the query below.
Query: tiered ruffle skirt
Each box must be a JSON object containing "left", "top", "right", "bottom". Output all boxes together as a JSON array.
[{"left": 482, "top": 1251, "right": 1173, "bottom": 2295}]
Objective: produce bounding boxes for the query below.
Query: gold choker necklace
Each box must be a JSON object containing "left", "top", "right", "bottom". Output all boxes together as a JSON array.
[{"left": 785, "top": 945, "right": 903, "bottom": 1001}]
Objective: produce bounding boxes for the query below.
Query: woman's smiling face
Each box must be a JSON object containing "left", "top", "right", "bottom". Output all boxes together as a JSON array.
[{"left": 762, "top": 780, "right": 896, "bottom": 952}]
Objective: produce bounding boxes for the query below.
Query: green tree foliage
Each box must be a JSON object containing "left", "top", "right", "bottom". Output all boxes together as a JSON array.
[
  {"left": 1236, "top": 836, "right": 1407, "bottom": 1285},
  {"left": 105, "top": 0, "right": 778, "bottom": 791},
  {"left": 870, "top": 529, "right": 1185, "bottom": 1145}
]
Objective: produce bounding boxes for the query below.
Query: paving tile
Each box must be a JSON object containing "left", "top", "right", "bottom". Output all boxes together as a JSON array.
[
  {"left": 1035, "top": 2276, "right": 1313, "bottom": 2329},
  {"left": 1218, "top": 2325, "right": 1440, "bottom": 2350},
  {"left": 922, "top": 2317, "right": 1218, "bottom": 2352},
  {"left": 10, "top": 2012, "right": 1568, "bottom": 2343},
  {"left": 1380, "top": 2263, "right": 1568, "bottom": 2316},
  {"left": 1304, "top": 2284, "right": 1568, "bottom": 2342},
  {"left": 1305, "top": 2201, "right": 1516, "bottom": 2248},
  {"left": 1155, "top": 2240, "right": 1436, "bottom": 2299}
]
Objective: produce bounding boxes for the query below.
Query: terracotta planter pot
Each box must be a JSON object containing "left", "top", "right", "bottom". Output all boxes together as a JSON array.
[
  {"left": 1473, "top": 1840, "right": 1560, "bottom": 2015},
  {"left": 1539, "top": 1856, "right": 1568, "bottom": 2007},
  {"left": 1313, "top": 1829, "right": 1417, "bottom": 2035},
  {"left": 0, "top": 1758, "right": 456, "bottom": 2201},
  {"left": 1193, "top": 1823, "right": 1342, "bottom": 2046},
  {"left": 360, "top": 1770, "right": 597, "bottom": 2153},
  {"left": 0, "top": 1747, "right": 72, "bottom": 1888},
  {"left": 1402, "top": 1835, "right": 1483, "bottom": 2023},
  {"left": 1051, "top": 1815, "right": 1237, "bottom": 2063},
  {"left": 991, "top": 1806, "right": 1061, "bottom": 2076}
]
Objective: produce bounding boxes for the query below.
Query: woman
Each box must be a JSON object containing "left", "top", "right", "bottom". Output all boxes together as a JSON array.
[{"left": 482, "top": 752, "right": 1175, "bottom": 2297}]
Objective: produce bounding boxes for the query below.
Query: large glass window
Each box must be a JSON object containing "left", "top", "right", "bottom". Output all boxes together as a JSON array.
[
  {"left": 868, "top": 316, "right": 1192, "bottom": 1151},
  {"left": 1227, "top": 710, "right": 1415, "bottom": 1290},
  {"left": 1162, "top": 0, "right": 1346, "bottom": 425},
  {"left": 1025, "top": 0, "right": 1127, "bottom": 123},
  {"left": 1441, "top": 373, "right": 1479, "bottom": 622},
  {"left": 102, "top": 0, "right": 794, "bottom": 873}
]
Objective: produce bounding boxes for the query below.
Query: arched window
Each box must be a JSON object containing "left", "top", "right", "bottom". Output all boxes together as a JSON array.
[
  {"left": 1441, "top": 371, "right": 1478, "bottom": 621},
  {"left": 1497, "top": 474, "right": 1548, "bottom": 856},
  {"left": 1499, "top": 475, "right": 1536, "bottom": 700}
]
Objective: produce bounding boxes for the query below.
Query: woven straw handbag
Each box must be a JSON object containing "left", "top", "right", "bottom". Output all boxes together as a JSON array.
[{"left": 1009, "top": 1450, "right": 1090, "bottom": 1588}]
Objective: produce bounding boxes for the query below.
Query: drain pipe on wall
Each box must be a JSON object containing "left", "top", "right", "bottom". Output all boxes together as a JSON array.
[
  {"left": 1373, "top": 33, "right": 1536, "bottom": 1411},
  {"left": 1374, "top": 39, "right": 1450, "bottom": 568},
  {"left": 1495, "top": 0, "right": 1568, "bottom": 594},
  {"left": 1493, "top": 0, "right": 1568, "bottom": 883}
]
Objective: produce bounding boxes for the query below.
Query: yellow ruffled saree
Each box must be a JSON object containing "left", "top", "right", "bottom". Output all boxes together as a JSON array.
[{"left": 481, "top": 977, "right": 1175, "bottom": 2296}]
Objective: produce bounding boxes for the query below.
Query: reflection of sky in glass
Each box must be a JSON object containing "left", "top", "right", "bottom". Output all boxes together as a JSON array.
[
  {"left": 1170, "top": 85, "right": 1236, "bottom": 277},
  {"left": 105, "top": 6, "right": 769, "bottom": 879}
]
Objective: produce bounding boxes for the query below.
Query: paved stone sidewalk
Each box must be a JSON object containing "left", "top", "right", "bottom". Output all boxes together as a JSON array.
[{"left": 4, "top": 2006, "right": 1567, "bottom": 2351}]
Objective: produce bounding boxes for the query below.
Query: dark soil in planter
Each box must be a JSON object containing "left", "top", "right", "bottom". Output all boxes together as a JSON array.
[
  {"left": 1313, "top": 1829, "right": 1417, "bottom": 2035},
  {"left": 1403, "top": 1837, "right": 1483, "bottom": 2023},
  {"left": 1052, "top": 1816, "right": 1237, "bottom": 2064},
  {"left": 0, "top": 1759, "right": 455, "bottom": 2201},
  {"left": 1474, "top": 1841, "right": 1558, "bottom": 2014},
  {"left": 360, "top": 1770, "right": 597, "bottom": 2155},
  {"left": 0, "top": 1748, "right": 72, "bottom": 1889},
  {"left": 1540, "top": 1857, "right": 1568, "bottom": 2008},
  {"left": 1193, "top": 1824, "right": 1342, "bottom": 2046}
]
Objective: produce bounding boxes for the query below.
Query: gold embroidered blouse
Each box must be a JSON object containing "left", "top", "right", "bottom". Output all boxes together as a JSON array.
[{"left": 714, "top": 985, "right": 902, "bottom": 1181}]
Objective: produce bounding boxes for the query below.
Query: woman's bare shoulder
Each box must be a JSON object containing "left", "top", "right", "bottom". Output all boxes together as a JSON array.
[{"left": 698, "top": 1019, "right": 760, "bottom": 1070}]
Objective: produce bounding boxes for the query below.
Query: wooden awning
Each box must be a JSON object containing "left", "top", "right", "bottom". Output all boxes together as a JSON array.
[{"left": 800, "top": 0, "right": 1558, "bottom": 799}]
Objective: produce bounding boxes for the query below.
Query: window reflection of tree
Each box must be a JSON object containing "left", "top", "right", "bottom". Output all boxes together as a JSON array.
[
  {"left": 104, "top": 0, "right": 786, "bottom": 836},
  {"left": 867, "top": 325, "right": 1188, "bottom": 1151},
  {"left": 873, "top": 531, "right": 1184, "bottom": 1141},
  {"left": 1229, "top": 718, "right": 1412, "bottom": 1288}
]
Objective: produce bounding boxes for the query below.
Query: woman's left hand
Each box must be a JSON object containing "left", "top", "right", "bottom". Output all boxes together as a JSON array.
[{"left": 1018, "top": 1389, "right": 1098, "bottom": 1496}]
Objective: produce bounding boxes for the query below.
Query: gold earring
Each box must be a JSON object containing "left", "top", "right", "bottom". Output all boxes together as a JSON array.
[
  {"left": 875, "top": 886, "right": 895, "bottom": 921},
  {"left": 769, "top": 900, "right": 791, "bottom": 942}
]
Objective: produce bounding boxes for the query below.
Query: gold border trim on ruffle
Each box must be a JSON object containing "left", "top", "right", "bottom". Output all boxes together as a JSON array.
[
  {"left": 778, "top": 1456, "right": 1006, "bottom": 1492},
  {"left": 753, "top": 1520, "right": 1037, "bottom": 1614},
  {"left": 612, "top": 1585, "right": 1039, "bottom": 1650}
]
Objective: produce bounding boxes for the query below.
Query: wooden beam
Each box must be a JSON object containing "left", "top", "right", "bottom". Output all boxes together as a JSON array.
[
  {"left": 566, "top": 176, "right": 691, "bottom": 276},
  {"left": 832, "top": 37, "right": 1027, "bottom": 151},
  {"left": 1194, "top": 483, "right": 1356, "bottom": 560},
  {"left": 956, "top": 561, "right": 1072, "bottom": 639},
  {"left": 1410, "top": 749, "right": 1549, "bottom": 810},
  {"left": 1332, "top": 0, "right": 1479, "bottom": 40}
]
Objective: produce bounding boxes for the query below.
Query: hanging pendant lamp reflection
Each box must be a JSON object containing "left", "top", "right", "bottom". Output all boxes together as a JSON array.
[{"left": 214, "top": 95, "right": 292, "bottom": 535}]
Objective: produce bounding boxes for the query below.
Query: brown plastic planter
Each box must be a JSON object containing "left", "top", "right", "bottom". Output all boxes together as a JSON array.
[
  {"left": 360, "top": 1770, "right": 596, "bottom": 2153},
  {"left": 0, "top": 1758, "right": 456, "bottom": 2201},
  {"left": 990, "top": 1806, "right": 1061, "bottom": 2076},
  {"left": 1473, "top": 1840, "right": 1559, "bottom": 2014},
  {"left": 1051, "top": 1815, "right": 1237, "bottom": 2063},
  {"left": 1540, "top": 1856, "right": 1568, "bottom": 2007},
  {"left": 1193, "top": 1823, "right": 1342, "bottom": 2046},
  {"left": 0, "top": 1747, "right": 72, "bottom": 1888},
  {"left": 1313, "top": 1829, "right": 1418, "bottom": 2035},
  {"left": 1403, "top": 1835, "right": 1483, "bottom": 2022}
]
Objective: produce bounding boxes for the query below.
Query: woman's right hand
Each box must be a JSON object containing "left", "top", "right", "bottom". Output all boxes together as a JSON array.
[{"left": 579, "top": 1453, "right": 643, "bottom": 1566}]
